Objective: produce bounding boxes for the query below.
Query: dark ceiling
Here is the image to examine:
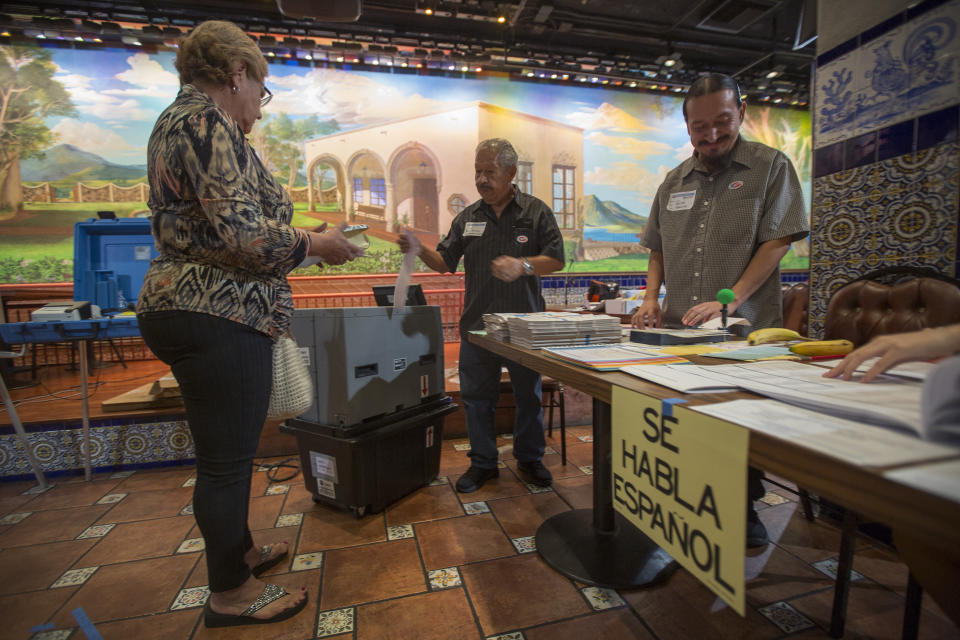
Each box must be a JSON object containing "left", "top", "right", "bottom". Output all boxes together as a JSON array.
[{"left": 0, "top": 0, "right": 815, "bottom": 106}]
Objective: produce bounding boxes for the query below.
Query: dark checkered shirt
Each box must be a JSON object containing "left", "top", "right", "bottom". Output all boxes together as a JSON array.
[
  {"left": 642, "top": 137, "right": 809, "bottom": 329},
  {"left": 437, "top": 188, "right": 565, "bottom": 338}
]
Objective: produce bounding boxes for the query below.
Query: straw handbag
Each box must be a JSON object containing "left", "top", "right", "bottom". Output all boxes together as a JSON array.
[{"left": 266, "top": 334, "right": 313, "bottom": 420}]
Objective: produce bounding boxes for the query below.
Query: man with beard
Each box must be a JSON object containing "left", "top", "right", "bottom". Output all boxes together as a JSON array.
[
  {"left": 397, "top": 138, "right": 565, "bottom": 493},
  {"left": 631, "top": 73, "right": 809, "bottom": 546}
]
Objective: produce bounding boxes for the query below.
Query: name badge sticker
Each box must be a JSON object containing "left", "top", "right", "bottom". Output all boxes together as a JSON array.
[
  {"left": 729, "top": 180, "right": 744, "bottom": 190},
  {"left": 464, "top": 222, "right": 486, "bottom": 237},
  {"left": 666, "top": 190, "right": 696, "bottom": 211}
]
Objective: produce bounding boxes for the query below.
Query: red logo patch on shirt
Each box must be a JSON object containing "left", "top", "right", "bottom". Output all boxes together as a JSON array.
[
  {"left": 729, "top": 180, "right": 744, "bottom": 190},
  {"left": 516, "top": 235, "right": 529, "bottom": 243}
]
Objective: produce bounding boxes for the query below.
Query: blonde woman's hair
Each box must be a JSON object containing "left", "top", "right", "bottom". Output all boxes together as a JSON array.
[{"left": 175, "top": 20, "right": 268, "bottom": 87}]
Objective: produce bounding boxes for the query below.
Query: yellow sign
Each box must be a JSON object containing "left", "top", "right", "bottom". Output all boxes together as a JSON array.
[{"left": 611, "top": 387, "right": 748, "bottom": 615}]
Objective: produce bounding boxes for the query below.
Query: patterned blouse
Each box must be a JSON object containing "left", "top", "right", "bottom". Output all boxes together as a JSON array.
[{"left": 136, "top": 84, "right": 309, "bottom": 338}]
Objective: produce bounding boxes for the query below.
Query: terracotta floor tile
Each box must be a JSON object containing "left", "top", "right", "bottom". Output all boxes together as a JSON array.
[
  {"left": 0, "top": 480, "right": 33, "bottom": 498},
  {"left": 416, "top": 514, "right": 515, "bottom": 570},
  {"left": 248, "top": 495, "right": 284, "bottom": 531},
  {"left": 552, "top": 474, "right": 594, "bottom": 510},
  {"left": 744, "top": 545, "right": 832, "bottom": 605},
  {"left": 438, "top": 449, "right": 472, "bottom": 479},
  {"left": 51, "top": 554, "right": 197, "bottom": 626},
  {"left": 0, "top": 538, "right": 97, "bottom": 595},
  {"left": 0, "top": 493, "right": 34, "bottom": 517},
  {"left": 112, "top": 467, "right": 195, "bottom": 492},
  {"left": 282, "top": 481, "right": 319, "bottom": 514},
  {"left": 790, "top": 579, "right": 960, "bottom": 639},
  {"left": 561, "top": 442, "right": 595, "bottom": 468},
  {"left": 356, "top": 588, "right": 481, "bottom": 640},
  {"left": 249, "top": 470, "right": 273, "bottom": 497},
  {"left": 485, "top": 492, "right": 571, "bottom": 539},
  {"left": 0, "top": 586, "right": 78, "bottom": 639},
  {"left": 95, "top": 609, "right": 200, "bottom": 639},
  {"left": 193, "top": 569, "right": 323, "bottom": 640},
  {"left": 623, "top": 568, "right": 781, "bottom": 639},
  {"left": 79, "top": 515, "right": 195, "bottom": 566},
  {"left": 454, "top": 467, "right": 530, "bottom": 502},
  {"left": 297, "top": 505, "right": 386, "bottom": 553},
  {"left": 20, "top": 479, "right": 121, "bottom": 511},
  {"left": 771, "top": 507, "right": 869, "bottom": 564},
  {"left": 524, "top": 609, "right": 656, "bottom": 640},
  {"left": 0, "top": 504, "right": 110, "bottom": 547},
  {"left": 95, "top": 487, "right": 193, "bottom": 523},
  {"left": 461, "top": 553, "right": 590, "bottom": 636},
  {"left": 505, "top": 452, "right": 586, "bottom": 481},
  {"left": 320, "top": 539, "right": 426, "bottom": 609},
  {"left": 384, "top": 484, "right": 464, "bottom": 525},
  {"left": 852, "top": 545, "right": 954, "bottom": 619}
]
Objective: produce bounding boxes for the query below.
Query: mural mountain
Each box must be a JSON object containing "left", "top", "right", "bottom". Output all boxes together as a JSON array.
[
  {"left": 581, "top": 194, "right": 647, "bottom": 231},
  {"left": 20, "top": 144, "right": 147, "bottom": 183}
]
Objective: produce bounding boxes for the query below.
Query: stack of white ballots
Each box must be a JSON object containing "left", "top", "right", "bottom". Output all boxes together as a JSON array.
[
  {"left": 506, "top": 312, "right": 622, "bottom": 348},
  {"left": 482, "top": 313, "right": 527, "bottom": 342}
]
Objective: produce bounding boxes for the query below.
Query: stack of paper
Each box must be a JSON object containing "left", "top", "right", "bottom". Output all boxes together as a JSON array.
[
  {"left": 544, "top": 343, "right": 688, "bottom": 370},
  {"left": 482, "top": 313, "right": 527, "bottom": 342},
  {"left": 506, "top": 312, "right": 622, "bottom": 348}
]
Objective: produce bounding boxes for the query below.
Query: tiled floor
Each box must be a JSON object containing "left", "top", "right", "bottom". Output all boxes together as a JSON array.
[{"left": 1, "top": 425, "right": 958, "bottom": 640}]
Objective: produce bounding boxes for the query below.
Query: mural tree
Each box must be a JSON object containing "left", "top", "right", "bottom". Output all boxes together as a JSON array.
[
  {"left": 258, "top": 113, "right": 339, "bottom": 187},
  {"left": 0, "top": 45, "right": 75, "bottom": 211}
]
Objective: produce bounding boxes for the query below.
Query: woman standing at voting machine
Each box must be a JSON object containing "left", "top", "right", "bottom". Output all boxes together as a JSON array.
[{"left": 135, "top": 20, "right": 362, "bottom": 628}]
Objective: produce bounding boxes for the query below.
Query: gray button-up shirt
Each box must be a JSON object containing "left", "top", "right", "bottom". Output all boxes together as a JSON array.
[
  {"left": 437, "top": 187, "right": 565, "bottom": 338},
  {"left": 642, "top": 137, "right": 809, "bottom": 329}
]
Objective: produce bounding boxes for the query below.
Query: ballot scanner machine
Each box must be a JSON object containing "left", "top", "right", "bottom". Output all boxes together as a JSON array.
[{"left": 282, "top": 306, "right": 456, "bottom": 517}]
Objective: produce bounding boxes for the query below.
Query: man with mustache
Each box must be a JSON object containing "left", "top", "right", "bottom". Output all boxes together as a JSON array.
[
  {"left": 398, "top": 138, "right": 565, "bottom": 493},
  {"left": 631, "top": 73, "right": 809, "bottom": 546}
]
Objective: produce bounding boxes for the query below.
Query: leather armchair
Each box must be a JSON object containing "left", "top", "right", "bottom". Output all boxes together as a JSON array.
[{"left": 824, "top": 277, "right": 960, "bottom": 346}]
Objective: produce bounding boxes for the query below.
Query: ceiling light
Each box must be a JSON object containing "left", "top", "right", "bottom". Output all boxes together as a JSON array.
[
  {"left": 425, "top": 8, "right": 433, "bottom": 15},
  {"left": 497, "top": 16, "right": 506, "bottom": 23},
  {"left": 663, "top": 59, "right": 676, "bottom": 67}
]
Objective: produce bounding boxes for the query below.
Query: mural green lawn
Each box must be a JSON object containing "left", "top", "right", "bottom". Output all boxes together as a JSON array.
[{"left": 0, "top": 203, "right": 809, "bottom": 282}]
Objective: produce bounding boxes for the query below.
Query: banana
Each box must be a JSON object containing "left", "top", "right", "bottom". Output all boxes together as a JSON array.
[
  {"left": 746, "top": 327, "right": 804, "bottom": 345},
  {"left": 788, "top": 340, "right": 854, "bottom": 357}
]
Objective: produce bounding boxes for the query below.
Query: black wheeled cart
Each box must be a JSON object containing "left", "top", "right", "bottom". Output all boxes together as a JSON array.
[{"left": 282, "top": 397, "right": 456, "bottom": 517}]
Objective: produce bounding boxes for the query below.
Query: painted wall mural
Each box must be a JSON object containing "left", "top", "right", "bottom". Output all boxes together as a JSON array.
[{"left": 0, "top": 43, "right": 811, "bottom": 283}]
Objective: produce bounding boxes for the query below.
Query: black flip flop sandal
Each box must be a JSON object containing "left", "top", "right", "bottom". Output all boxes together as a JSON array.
[
  {"left": 251, "top": 543, "right": 288, "bottom": 577},
  {"left": 204, "top": 583, "right": 307, "bottom": 628}
]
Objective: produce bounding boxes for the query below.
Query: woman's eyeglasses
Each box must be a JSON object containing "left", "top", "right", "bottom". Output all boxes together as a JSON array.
[{"left": 260, "top": 86, "right": 273, "bottom": 107}]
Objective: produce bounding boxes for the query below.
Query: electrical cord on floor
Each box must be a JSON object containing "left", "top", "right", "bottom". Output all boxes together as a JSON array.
[{"left": 254, "top": 457, "right": 301, "bottom": 483}]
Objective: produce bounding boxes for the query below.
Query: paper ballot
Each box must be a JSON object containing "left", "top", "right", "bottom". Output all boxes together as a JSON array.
[{"left": 394, "top": 229, "right": 420, "bottom": 310}]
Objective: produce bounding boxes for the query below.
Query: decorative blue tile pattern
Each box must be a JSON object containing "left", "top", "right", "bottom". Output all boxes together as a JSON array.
[
  {"left": 0, "top": 416, "right": 194, "bottom": 480},
  {"left": 809, "top": 141, "right": 959, "bottom": 337},
  {"left": 815, "top": 0, "right": 959, "bottom": 149}
]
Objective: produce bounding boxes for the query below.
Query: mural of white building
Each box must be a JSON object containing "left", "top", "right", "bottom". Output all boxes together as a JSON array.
[{"left": 303, "top": 101, "right": 584, "bottom": 239}]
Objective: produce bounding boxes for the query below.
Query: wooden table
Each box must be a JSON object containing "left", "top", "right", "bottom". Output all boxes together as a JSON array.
[{"left": 468, "top": 334, "right": 960, "bottom": 623}]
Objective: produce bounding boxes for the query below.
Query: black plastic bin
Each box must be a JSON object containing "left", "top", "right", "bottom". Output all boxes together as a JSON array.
[{"left": 282, "top": 396, "right": 457, "bottom": 517}]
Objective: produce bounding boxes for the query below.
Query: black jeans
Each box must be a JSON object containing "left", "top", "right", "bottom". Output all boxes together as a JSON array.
[{"left": 138, "top": 310, "right": 272, "bottom": 593}]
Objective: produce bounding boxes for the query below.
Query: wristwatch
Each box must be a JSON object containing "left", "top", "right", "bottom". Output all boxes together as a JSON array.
[{"left": 520, "top": 258, "right": 534, "bottom": 276}]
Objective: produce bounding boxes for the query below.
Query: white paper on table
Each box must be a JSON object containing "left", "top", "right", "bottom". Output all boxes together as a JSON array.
[
  {"left": 884, "top": 459, "right": 960, "bottom": 504},
  {"left": 393, "top": 229, "right": 419, "bottom": 310},
  {"left": 806, "top": 357, "right": 935, "bottom": 381},
  {"left": 693, "top": 399, "right": 958, "bottom": 467},
  {"left": 620, "top": 361, "right": 926, "bottom": 433},
  {"left": 620, "top": 363, "right": 740, "bottom": 393}
]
